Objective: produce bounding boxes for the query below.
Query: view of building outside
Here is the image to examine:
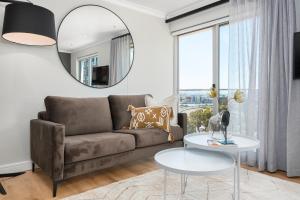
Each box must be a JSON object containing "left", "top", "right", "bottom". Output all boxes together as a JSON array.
[{"left": 178, "top": 24, "right": 229, "bottom": 133}]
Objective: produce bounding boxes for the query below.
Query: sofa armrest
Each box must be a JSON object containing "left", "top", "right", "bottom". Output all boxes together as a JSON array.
[
  {"left": 30, "top": 119, "right": 65, "bottom": 181},
  {"left": 177, "top": 113, "right": 187, "bottom": 135}
]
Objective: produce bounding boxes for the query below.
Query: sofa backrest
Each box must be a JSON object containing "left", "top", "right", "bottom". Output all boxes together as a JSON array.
[
  {"left": 44, "top": 96, "right": 113, "bottom": 136},
  {"left": 108, "top": 95, "right": 147, "bottom": 130}
]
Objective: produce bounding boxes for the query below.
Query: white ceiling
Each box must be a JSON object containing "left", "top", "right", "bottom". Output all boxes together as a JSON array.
[
  {"left": 58, "top": 6, "right": 128, "bottom": 52},
  {"left": 1, "top": 0, "right": 220, "bottom": 20},
  {"left": 102, "top": 0, "right": 219, "bottom": 19},
  {"left": 127, "top": 0, "right": 201, "bottom": 15}
]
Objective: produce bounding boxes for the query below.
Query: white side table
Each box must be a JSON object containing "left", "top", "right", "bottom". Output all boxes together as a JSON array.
[
  {"left": 154, "top": 147, "right": 235, "bottom": 200},
  {"left": 184, "top": 133, "right": 260, "bottom": 200}
]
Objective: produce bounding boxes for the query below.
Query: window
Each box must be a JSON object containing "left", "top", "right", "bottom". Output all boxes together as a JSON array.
[
  {"left": 78, "top": 55, "right": 98, "bottom": 86},
  {"left": 178, "top": 23, "right": 229, "bottom": 133},
  {"left": 130, "top": 42, "right": 134, "bottom": 65},
  {"left": 219, "top": 24, "right": 229, "bottom": 111}
]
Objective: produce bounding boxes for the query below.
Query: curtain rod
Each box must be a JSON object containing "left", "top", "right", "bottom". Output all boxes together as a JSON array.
[
  {"left": 0, "top": 0, "right": 32, "bottom": 4},
  {"left": 165, "top": 0, "right": 229, "bottom": 23},
  {"left": 112, "top": 33, "right": 130, "bottom": 40}
]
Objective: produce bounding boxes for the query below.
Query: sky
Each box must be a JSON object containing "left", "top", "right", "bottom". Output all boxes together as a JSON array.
[{"left": 179, "top": 25, "right": 229, "bottom": 90}]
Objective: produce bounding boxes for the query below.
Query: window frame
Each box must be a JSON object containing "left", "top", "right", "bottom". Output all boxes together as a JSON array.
[
  {"left": 77, "top": 54, "right": 99, "bottom": 85},
  {"left": 174, "top": 21, "right": 229, "bottom": 114}
]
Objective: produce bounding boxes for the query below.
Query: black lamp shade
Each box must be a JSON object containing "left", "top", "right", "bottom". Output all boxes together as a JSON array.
[{"left": 2, "top": 3, "right": 56, "bottom": 46}]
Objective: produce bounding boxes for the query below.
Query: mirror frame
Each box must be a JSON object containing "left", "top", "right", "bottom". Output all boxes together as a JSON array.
[{"left": 56, "top": 4, "right": 135, "bottom": 89}]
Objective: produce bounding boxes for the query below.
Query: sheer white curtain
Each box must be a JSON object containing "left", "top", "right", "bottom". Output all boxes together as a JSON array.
[
  {"left": 228, "top": 0, "right": 295, "bottom": 172},
  {"left": 109, "top": 34, "right": 131, "bottom": 86}
]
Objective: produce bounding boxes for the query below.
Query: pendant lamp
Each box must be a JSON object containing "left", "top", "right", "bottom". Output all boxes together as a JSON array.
[{"left": 1, "top": 1, "right": 56, "bottom": 46}]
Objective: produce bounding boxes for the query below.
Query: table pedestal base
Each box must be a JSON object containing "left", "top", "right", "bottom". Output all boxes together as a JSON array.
[
  {"left": 162, "top": 169, "right": 236, "bottom": 200},
  {"left": 234, "top": 152, "right": 241, "bottom": 200}
]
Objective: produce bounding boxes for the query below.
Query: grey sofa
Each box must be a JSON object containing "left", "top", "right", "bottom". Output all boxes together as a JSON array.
[{"left": 30, "top": 95, "right": 187, "bottom": 197}]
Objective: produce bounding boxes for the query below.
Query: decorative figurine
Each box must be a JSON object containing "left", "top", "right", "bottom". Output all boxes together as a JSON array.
[
  {"left": 208, "top": 113, "right": 221, "bottom": 136},
  {"left": 209, "top": 84, "right": 218, "bottom": 98},
  {"left": 221, "top": 110, "right": 230, "bottom": 144}
]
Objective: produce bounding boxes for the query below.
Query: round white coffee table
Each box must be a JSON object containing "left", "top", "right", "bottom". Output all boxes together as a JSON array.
[
  {"left": 184, "top": 133, "right": 260, "bottom": 200},
  {"left": 154, "top": 147, "right": 235, "bottom": 200}
]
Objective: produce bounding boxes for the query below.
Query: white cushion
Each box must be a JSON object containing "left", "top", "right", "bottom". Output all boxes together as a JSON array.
[{"left": 145, "top": 95, "right": 179, "bottom": 126}]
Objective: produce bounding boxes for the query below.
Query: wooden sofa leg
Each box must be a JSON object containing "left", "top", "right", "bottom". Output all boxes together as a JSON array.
[
  {"left": 32, "top": 163, "right": 35, "bottom": 172},
  {"left": 53, "top": 181, "right": 59, "bottom": 197},
  {"left": 0, "top": 182, "right": 7, "bottom": 195}
]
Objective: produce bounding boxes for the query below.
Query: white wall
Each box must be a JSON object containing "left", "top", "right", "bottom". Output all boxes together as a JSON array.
[
  {"left": 0, "top": 0, "right": 173, "bottom": 172},
  {"left": 70, "top": 40, "right": 111, "bottom": 78},
  {"left": 287, "top": 0, "right": 300, "bottom": 177}
]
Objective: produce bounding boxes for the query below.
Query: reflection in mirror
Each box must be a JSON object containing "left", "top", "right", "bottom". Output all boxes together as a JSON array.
[{"left": 57, "top": 5, "right": 134, "bottom": 88}]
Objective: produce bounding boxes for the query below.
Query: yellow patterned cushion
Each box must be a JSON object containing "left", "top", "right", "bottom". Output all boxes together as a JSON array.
[{"left": 127, "top": 105, "right": 174, "bottom": 142}]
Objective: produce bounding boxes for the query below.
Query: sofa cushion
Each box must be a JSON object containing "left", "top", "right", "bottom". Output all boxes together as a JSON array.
[
  {"left": 64, "top": 132, "right": 135, "bottom": 163},
  {"left": 115, "top": 126, "right": 183, "bottom": 148},
  {"left": 108, "top": 95, "right": 147, "bottom": 130},
  {"left": 45, "top": 96, "right": 113, "bottom": 136}
]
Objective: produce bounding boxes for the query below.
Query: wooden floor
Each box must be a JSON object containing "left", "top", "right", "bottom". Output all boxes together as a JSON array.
[{"left": 1, "top": 159, "right": 299, "bottom": 200}]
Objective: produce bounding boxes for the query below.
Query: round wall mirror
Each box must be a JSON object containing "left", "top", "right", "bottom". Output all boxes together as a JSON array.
[{"left": 57, "top": 5, "right": 134, "bottom": 88}]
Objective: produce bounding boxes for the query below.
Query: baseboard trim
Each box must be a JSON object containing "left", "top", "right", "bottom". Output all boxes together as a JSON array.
[{"left": 0, "top": 161, "right": 32, "bottom": 174}]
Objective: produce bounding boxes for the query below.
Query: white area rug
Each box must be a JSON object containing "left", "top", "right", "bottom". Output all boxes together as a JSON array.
[{"left": 62, "top": 169, "right": 300, "bottom": 200}]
